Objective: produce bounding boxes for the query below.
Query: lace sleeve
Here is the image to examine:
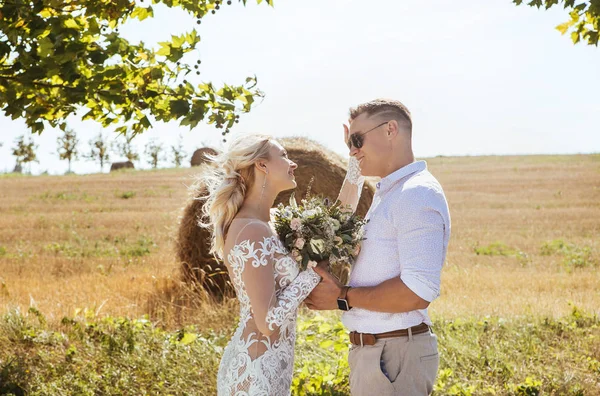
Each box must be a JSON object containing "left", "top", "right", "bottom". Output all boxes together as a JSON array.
[
  {"left": 235, "top": 222, "right": 321, "bottom": 336},
  {"left": 336, "top": 156, "right": 365, "bottom": 214}
]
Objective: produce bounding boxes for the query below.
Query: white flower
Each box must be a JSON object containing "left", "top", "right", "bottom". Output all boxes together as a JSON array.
[
  {"left": 309, "top": 238, "right": 326, "bottom": 254},
  {"left": 302, "top": 209, "right": 317, "bottom": 218},
  {"left": 354, "top": 226, "right": 365, "bottom": 240},
  {"left": 307, "top": 260, "right": 317, "bottom": 269},
  {"left": 330, "top": 219, "right": 341, "bottom": 231},
  {"left": 294, "top": 238, "right": 305, "bottom": 249},
  {"left": 290, "top": 218, "right": 302, "bottom": 231},
  {"left": 282, "top": 208, "right": 293, "bottom": 219},
  {"left": 324, "top": 223, "right": 335, "bottom": 238}
]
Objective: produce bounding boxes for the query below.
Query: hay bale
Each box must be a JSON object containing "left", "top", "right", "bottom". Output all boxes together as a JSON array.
[
  {"left": 277, "top": 137, "right": 374, "bottom": 219},
  {"left": 177, "top": 137, "right": 375, "bottom": 295},
  {"left": 191, "top": 147, "right": 218, "bottom": 167},
  {"left": 110, "top": 161, "right": 134, "bottom": 171},
  {"left": 176, "top": 172, "right": 235, "bottom": 300}
]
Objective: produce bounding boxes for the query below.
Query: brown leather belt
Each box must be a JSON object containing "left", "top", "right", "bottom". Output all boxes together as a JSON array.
[{"left": 349, "top": 323, "right": 430, "bottom": 346}]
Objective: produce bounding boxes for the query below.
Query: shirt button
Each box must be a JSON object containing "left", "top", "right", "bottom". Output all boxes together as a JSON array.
[{"left": 376, "top": 182, "right": 381, "bottom": 189}]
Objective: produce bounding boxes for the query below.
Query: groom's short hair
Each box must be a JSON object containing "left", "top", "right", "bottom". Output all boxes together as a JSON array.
[{"left": 349, "top": 99, "right": 412, "bottom": 133}]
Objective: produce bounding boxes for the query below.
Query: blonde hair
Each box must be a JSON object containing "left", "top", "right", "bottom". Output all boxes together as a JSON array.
[{"left": 196, "top": 134, "right": 273, "bottom": 259}]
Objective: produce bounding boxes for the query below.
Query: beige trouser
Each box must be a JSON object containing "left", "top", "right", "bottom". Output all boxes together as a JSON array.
[{"left": 348, "top": 329, "right": 439, "bottom": 396}]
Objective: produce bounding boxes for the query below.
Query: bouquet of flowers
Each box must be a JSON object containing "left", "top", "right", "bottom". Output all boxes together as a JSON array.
[{"left": 272, "top": 191, "right": 368, "bottom": 278}]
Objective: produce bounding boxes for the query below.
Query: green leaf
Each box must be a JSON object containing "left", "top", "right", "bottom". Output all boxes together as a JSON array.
[
  {"left": 319, "top": 339, "right": 334, "bottom": 348},
  {"left": 38, "top": 37, "right": 54, "bottom": 58},
  {"left": 170, "top": 100, "right": 190, "bottom": 117},
  {"left": 301, "top": 254, "right": 309, "bottom": 268},
  {"left": 157, "top": 42, "right": 171, "bottom": 56},
  {"left": 179, "top": 332, "right": 197, "bottom": 345},
  {"left": 131, "top": 7, "right": 154, "bottom": 21},
  {"left": 171, "top": 34, "right": 186, "bottom": 49},
  {"left": 31, "top": 122, "right": 44, "bottom": 134},
  {"left": 289, "top": 193, "right": 298, "bottom": 209},
  {"left": 167, "top": 47, "right": 184, "bottom": 62},
  {"left": 139, "top": 116, "right": 152, "bottom": 128},
  {"left": 185, "top": 30, "right": 200, "bottom": 45},
  {"left": 556, "top": 22, "right": 571, "bottom": 34},
  {"left": 63, "top": 19, "right": 79, "bottom": 29}
]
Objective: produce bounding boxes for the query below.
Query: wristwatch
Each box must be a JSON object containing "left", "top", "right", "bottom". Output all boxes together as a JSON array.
[{"left": 337, "top": 286, "right": 352, "bottom": 311}]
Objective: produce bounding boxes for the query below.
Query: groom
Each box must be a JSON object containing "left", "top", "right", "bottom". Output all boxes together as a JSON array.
[{"left": 305, "top": 99, "right": 451, "bottom": 396}]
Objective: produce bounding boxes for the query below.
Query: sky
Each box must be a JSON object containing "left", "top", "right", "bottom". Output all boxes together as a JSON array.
[{"left": 1, "top": 0, "right": 599, "bottom": 175}]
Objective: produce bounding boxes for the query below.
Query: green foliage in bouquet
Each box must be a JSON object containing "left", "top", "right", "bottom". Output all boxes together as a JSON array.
[{"left": 273, "top": 189, "right": 367, "bottom": 276}]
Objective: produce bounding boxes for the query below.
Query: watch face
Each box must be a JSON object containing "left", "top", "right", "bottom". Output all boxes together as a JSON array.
[{"left": 337, "top": 299, "right": 350, "bottom": 311}]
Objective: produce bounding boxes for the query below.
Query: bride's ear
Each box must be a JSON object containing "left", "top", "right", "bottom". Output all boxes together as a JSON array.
[{"left": 255, "top": 162, "right": 269, "bottom": 174}]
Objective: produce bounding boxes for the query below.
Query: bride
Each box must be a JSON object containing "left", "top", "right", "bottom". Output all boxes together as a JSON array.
[{"left": 199, "top": 133, "right": 363, "bottom": 395}]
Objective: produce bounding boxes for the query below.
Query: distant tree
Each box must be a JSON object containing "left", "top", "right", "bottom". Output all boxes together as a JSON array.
[
  {"left": 86, "top": 131, "right": 111, "bottom": 172},
  {"left": 514, "top": 0, "right": 599, "bottom": 46},
  {"left": 57, "top": 128, "right": 79, "bottom": 173},
  {"left": 11, "top": 135, "right": 38, "bottom": 174},
  {"left": 114, "top": 131, "right": 139, "bottom": 163},
  {"left": 171, "top": 134, "right": 187, "bottom": 168},
  {"left": 144, "top": 139, "right": 164, "bottom": 169}
]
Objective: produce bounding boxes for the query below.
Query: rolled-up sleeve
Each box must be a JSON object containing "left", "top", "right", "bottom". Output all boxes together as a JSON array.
[{"left": 394, "top": 187, "right": 449, "bottom": 303}]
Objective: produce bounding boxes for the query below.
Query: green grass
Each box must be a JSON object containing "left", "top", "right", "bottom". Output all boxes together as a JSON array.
[
  {"left": 116, "top": 191, "right": 137, "bottom": 199},
  {"left": 541, "top": 239, "right": 596, "bottom": 270},
  {"left": 0, "top": 306, "right": 598, "bottom": 395},
  {"left": 473, "top": 242, "right": 518, "bottom": 257},
  {"left": 0, "top": 172, "right": 30, "bottom": 179},
  {"left": 43, "top": 234, "right": 157, "bottom": 260},
  {"left": 33, "top": 191, "right": 98, "bottom": 202},
  {"left": 473, "top": 242, "right": 531, "bottom": 266}
]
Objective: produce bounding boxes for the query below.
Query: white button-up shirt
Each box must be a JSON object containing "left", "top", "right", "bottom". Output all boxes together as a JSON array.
[{"left": 342, "top": 160, "right": 451, "bottom": 333}]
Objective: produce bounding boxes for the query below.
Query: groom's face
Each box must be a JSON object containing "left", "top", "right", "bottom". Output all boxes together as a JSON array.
[{"left": 348, "top": 113, "right": 389, "bottom": 177}]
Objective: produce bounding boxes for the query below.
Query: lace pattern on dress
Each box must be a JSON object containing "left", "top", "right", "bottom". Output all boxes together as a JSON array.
[{"left": 216, "top": 234, "right": 320, "bottom": 396}]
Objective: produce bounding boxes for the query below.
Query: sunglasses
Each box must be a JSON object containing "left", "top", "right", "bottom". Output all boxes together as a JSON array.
[{"left": 346, "top": 121, "right": 389, "bottom": 150}]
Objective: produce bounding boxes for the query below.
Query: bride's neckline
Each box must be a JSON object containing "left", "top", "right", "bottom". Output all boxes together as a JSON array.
[
  {"left": 231, "top": 217, "right": 269, "bottom": 223},
  {"left": 226, "top": 218, "right": 276, "bottom": 251}
]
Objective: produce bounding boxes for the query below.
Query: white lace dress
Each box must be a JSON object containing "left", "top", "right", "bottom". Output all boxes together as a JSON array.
[{"left": 216, "top": 221, "right": 321, "bottom": 396}]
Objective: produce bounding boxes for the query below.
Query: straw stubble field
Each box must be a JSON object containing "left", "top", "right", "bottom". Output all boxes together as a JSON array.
[
  {"left": 1, "top": 153, "right": 600, "bottom": 395},
  {"left": 0, "top": 155, "right": 599, "bottom": 327}
]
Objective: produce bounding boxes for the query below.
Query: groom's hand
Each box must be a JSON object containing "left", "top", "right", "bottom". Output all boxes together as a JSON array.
[{"left": 305, "top": 265, "right": 343, "bottom": 311}]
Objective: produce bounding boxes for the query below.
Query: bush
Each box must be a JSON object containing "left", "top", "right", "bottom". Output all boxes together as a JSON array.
[{"left": 541, "top": 239, "right": 596, "bottom": 269}]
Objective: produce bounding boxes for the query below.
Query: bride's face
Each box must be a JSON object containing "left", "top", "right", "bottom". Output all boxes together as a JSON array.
[{"left": 260, "top": 141, "right": 298, "bottom": 193}]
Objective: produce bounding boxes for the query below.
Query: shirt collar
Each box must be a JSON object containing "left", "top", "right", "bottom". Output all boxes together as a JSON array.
[{"left": 376, "top": 160, "right": 427, "bottom": 194}]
